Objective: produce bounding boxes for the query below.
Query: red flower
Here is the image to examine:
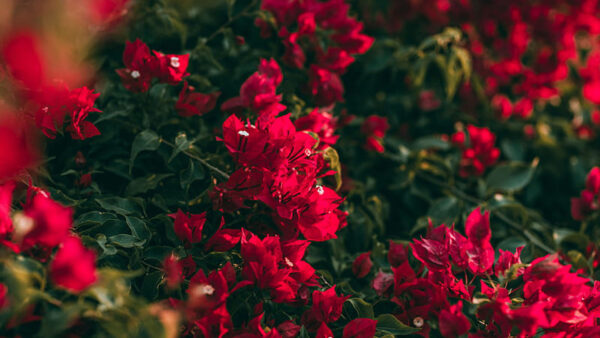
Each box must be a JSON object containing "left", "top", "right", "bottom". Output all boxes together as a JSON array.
[
  {"left": 294, "top": 109, "right": 339, "bottom": 148},
  {"left": 22, "top": 193, "right": 72, "bottom": 249},
  {"left": 438, "top": 301, "right": 470, "bottom": 337},
  {"left": 169, "top": 209, "right": 206, "bottom": 247},
  {"left": 0, "top": 118, "right": 37, "bottom": 180},
  {"left": 309, "top": 66, "right": 344, "bottom": 107},
  {"left": 0, "top": 283, "right": 7, "bottom": 309},
  {"left": 361, "top": 115, "right": 388, "bottom": 153},
  {"left": 50, "top": 236, "right": 97, "bottom": 292},
  {"left": 342, "top": 318, "right": 377, "bottom": 338},
  {"left": 315, "top": 323, "right": 333, "bottom": 338},
  {"left": 163, "top": 253, "right": 183, "bottom": 289},
  {"left": 176, "top": 81, "right": 220, "bottom": 117},
  {"left": 187, "top": 267, "right": 229, "bottom": 315},
  {"left": 388, "top": 240, "right": 408, "bottom": 267},
  {"left": 372, "top": 270, "right": 394, "bottom": 297},
  {"left": 153, "top": 51, "right": 190, "bottom": 85},
  {"left": 116, "top": 39, "right": 157, "bottom": 92},
  {"left": 277, "top": 321, "right": 301, "bottom": 338},
  {"left": 352, "top": 252, "right": 373, "bottom": 278},
  {"left": 303, "top": 286, "right": 350, "bottom": 330},
  {"left": 452, "top": 125, "right": 500, "bottom": 177},
  {"left": 1, "top": 31, "right": 45, "bottom": 91}
]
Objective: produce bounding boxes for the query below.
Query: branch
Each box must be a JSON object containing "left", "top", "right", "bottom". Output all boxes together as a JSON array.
[{"left": 161, "top": 139, "right": 230, "bottom": 180}]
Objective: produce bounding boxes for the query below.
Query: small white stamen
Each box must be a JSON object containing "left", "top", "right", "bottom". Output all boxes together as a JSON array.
[
  {"left": 131, "top": 70, "right": 141, "bottom": 79},
  {"left": 413, "top": 317, "right": 424, "bottom": 328},
  {"left": 238, "top": 130, "right": 250, "bottom": 137},
  {"left": 284, "top": 257, "right": 294, "bottom": 267},
  {"left": 304, "top": 149, "right": 312, "bottom": 156},
  {"left": 201, "top": 284, "right": 215, "bottom": 295},
  {"left": 170, "top": 56, "right": 180, "bottom": 68},
  {"left": 316, "top": 185, "right": 324, "bottom": 195}
]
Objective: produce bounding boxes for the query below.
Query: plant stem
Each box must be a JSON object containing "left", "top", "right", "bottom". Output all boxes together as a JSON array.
[{"left": 161, "top": 139, "right": 230, "bottom": 180}]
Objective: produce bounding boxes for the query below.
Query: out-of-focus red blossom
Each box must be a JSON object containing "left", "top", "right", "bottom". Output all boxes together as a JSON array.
[
  {"left": 50, "top": 236, "right": 97, "bottom": 292},
  {"left": 0, "top": 182, "right": 14, "bottom": 240},
  {"left": 259, "top": 0, "right": 372, "bottom": 105},
  {"left": 438, "top": 301, "right": 470, "bottom": 337},
  {"left": 572, "top": 167, "right": 600, "bottom": 220},
  {"left": 451, "top": 125, "right": 500, "bottom": 177},
  {"left": 169, "top": 209, "right": 206, "bottom": 247},
  {"left": 294, "top": 109, "right": 339, "bottom": 149},
  {"left": 1, "top": 31, "right": 45, "bottom": 91},
  {"left": 491, "top": 94, "right": 513, "bottom": 120},
  {"left": 34, "top": 85, "right": 102, "bottom": 140},
  {"left": 361, "top": 115, "right": 389, "bottom": 153},
  {"left": 418, "top": 90, "right": 441, "bottom": 111},
  {"left": 176, "top": 81, "right": 220, "bottom": 117},
  {"left": 163, "top": 254, "right": 183, "bottom": 289},
  {"left": 315, "top": 323, "right": 333, "bottom": 338},
  {"left": 302, "top": 286, "right": 350, "bottom": 331},
  {"left": 186, "top": 266, "right": 230, "bottom": 317},
  {"left": 372, "top": 270, "right": 394, "bottom": 297},
  {"left": 309, "top": 66, "right": 344, "bottom": 107},
  {"left": 22, "top": 192, "right": 72, "bottom": 250},
  {"left": 342, "top": 318, "right": 377, "bottom": 338},
  {"left": 0, "top": 283, "right": 8, "bottom": 309},
  {"left": 85, "top": 0, "right": 130, "bottom": 27},
  {"left": 276, "top": 321, "right": 301, "bottom": 338},
  {"left": 352, "top": 252, "right": 372, "bottom": 278},
  {"left": 0, "top": 117, "right": 37, "bottom": 181},
  {"left": 388, "top": 240, "right": 408, "bottom": 267},
  {"left": 78, "top": 173, "right": 92, "bottom": 187}
]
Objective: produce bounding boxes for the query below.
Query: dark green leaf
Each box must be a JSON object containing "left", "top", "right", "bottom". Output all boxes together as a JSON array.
[
  {"left": 376, "top": 314, "right": 420, "bottom": 335},
  {"left": 130, "top": 130, "right": 161, "bottom": 173},
  {"left": 486, "top": 160, "right": 538, "bottom": 193}
]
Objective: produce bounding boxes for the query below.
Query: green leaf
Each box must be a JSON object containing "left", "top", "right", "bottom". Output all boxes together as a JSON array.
[
  {"left": 427, "top": 196, "right": 460, "bottom": 224},
  {"left": 126, "top": 173, "right": 173, "bottom": 196},
  {"left": 96, "top": 197, "right": 142, "bottom": 216},
  {"left": 130, "top": 130, "right": 161, "bottom": 173},
  {"left": 411, "top": 136, "right": 450, "bottom": 151},
  {"left": 485, "top": 159, "right": 538, "bottom": 193},
  {"left": 345, "top": 298, "right": 375, "bottom": 319},
  {"left": 125, "top": 216, "right": 152, "bottom": 241},
  {"left": 109, "top": 234, "right": 146, "bottom": 248},
  {"left": 168, "top": 132, "right": 194, "bottom": 162},
  {"left": 180, "top": 159, "right": 206, "bottom": 190},
  {"left": 376, "top": 314, "right": 420, "bottom": 335}
]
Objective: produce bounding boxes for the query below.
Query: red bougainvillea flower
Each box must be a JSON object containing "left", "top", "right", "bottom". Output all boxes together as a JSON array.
[
  {"left": 451, "top": 125, "right": 500, "bottom": 177},
  {"left": 50, "top": 236, "right": 97, "bottom": 292},
  {"left": 352, "top": 252, "right": 373, "bottom": 278},
  {"left": 0, "top": 283, "right": 8, "bottom": 309},
  {"left": 169, "top": 209, "right": 207, "bottom": 247},
  {"left": 309, "top": 66, "right": 344, "bottom": 107},
  {"left": 153, "top": 51, "right": 190, "bottom": 85},
  {"left": 438, "top": 301, "right": 470, "bottom": 337},
  {"left": 1, "top": 30, "right": 46, "bottom": 92},
  {"left": 294, "top": 109, "right": 339, "bottom": 148},
  {"left": 361, "top": 115, "right": 389, "bottom": 153},
  {"left": 163, "top": 254, "right": 183, "bottom": 289},
  {"left": 22, "top": 192, "right": 73, "bottom": 250},
  {"left": 176, "top": 81, "right": 220, "bottom": 117},
  {"left": 315, "top": 323, "right": 333, "bottom": 338},
  {"left": 0, "top": 117, "right": 37, "bottom": 181},
  {"left": 388, "top": 240, "right": 408, "bottom": 267},
  {"left": 302, "top": 286, "right": 350, "bottom": 331},
  {"left": 372, "top": 270, "right": 394, "bottom": 297},
  {"left": 572, "top": 167, "right": 600, "bottom": 220},
  {"left": 186, "top": 267, "right": 230, "bottom": 316},
  {"left": 116, "top": 39, "right": 157, "bottom": 92},
  {"left": 204, "top": 218, "right": 242, "bottom": 252},
  {"left": 342, "top": 318, "right": 377, "bottom": 338},
  {"left": 0, "top": 182, "right": 14, "bottom": 239}
]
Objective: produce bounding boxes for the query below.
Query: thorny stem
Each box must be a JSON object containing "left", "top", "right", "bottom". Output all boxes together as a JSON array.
[
  {"left": 161, "top": 139, "right": 230, "bottom": 180},
  {"left": 415, "top": 171, "right": 554, "bottom": 254}
]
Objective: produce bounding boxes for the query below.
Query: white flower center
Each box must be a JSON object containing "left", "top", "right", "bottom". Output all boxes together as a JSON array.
[
  {"left": 170, "top": 56, "right": 180, "bottom": 68},
  {"left": 304, "top": 149, "right": 312, "bottom": 156},
  {"left": 201, "top": 284, "right": 215, "bottom": 295},
  {"left": 131, "top": 70, "right": 141, "bottom": 79},
  {"left": 316, "top": 185, "right": 324, "bottom": 195},
  {"left": 284, "top": 257, "right": 294, "bottom": 267},
  {"left": 413, "top": 317, "right": 424, "bottom": 328},
  {"left": 238, "top": 130, "right": 250, "bottom": 137}
]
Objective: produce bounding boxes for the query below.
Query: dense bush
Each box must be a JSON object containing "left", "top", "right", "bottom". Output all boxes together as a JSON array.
[{"left": 2, "top": 0, "right": 600, "bottom": 337}]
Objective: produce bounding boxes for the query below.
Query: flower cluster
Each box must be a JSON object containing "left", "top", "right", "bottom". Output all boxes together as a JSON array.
[
  {"left": 2, "top": 31, "right": 101, "bottom": 140},
  {"left": 0, "top": 183, "right": 96, "bottom": 292},
  {"left": 571, "top": 167, "right": 600, "bottom": 221},
  {"left": 451, "top": 125, "right": 500, "bottom": 177},
  {"left": 215, "top": 59, "right": 347, "bottom": 242},
  {"left": 116, "top": 39, "right": 189, "bottom": 93},
  {"left": 367, "top": 208, "right": 600, "bottom": 337},
  {"left": 258, "top": 0, "right": 374, "bottom": 106},
  {"left": 360, "top": 115, "right": 389, "bottom": 153}
]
